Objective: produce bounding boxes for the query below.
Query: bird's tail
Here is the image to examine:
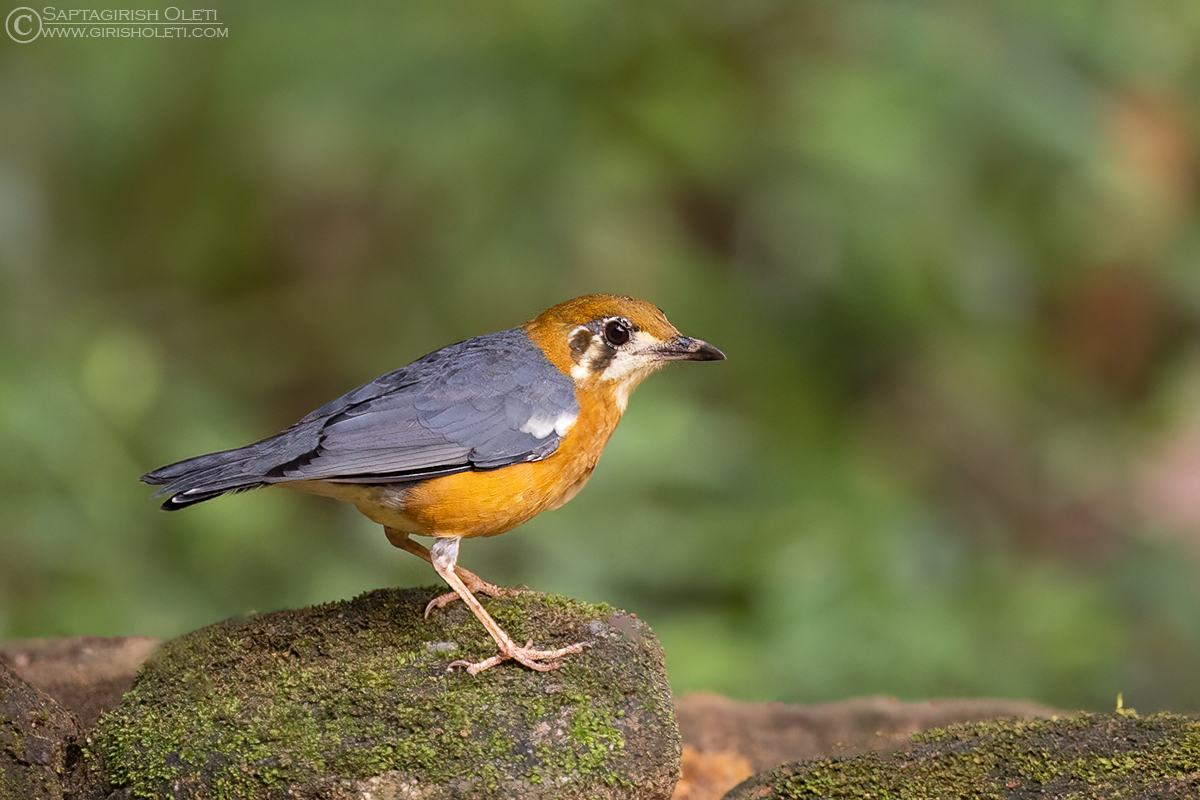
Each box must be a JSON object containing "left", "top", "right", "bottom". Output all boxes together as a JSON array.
[{"left": 141, "top": 443, "right": 273, "bottom": 510}]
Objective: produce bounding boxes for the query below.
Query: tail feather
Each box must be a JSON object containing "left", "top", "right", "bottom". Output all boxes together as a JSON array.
[
  {"left": 143, "top": 417, "right": 325, "bottom": 509},
  {"left": 141, "top": 444, "right": 273, "bottom": 510}
]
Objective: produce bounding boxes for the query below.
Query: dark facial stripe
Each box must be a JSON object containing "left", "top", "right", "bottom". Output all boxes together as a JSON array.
[
  {"left": 568, "top": 322, "right": 622, "bottom": 374},
  {"left": 588, "top": 342, "right": 616, "bottom": 373},
  {"left": 568, "top": 328, "right": 592, "bottom": 361}
]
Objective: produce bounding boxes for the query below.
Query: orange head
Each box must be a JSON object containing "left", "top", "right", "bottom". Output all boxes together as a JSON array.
[{"left": 524, "top": 294, "right": 725, "bottom": 411}]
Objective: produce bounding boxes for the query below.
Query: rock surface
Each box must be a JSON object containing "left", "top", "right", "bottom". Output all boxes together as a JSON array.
[
  {"left": 675, "top": 692, "right": 1065, "bottom": 769},
  {"left": 6, "top": 607, "right": 1197, "bottom": 800},
  {"left": 671, "top": 694, "right": 1066, "bottom": 800},
  {"left": 722, "top": 711, "right": 1200, "bottom": 799},
  {"left": 0, "top": 636, "right": 161, "bottom": 731},
  {"left": 0, "top": 661, "right": 82, "bottom": 800},
  {"left": 88, "top": 587, "right": 680, "bottom": 800}
]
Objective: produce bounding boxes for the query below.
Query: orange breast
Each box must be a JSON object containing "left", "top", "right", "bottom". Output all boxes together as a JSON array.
[{"left": 359, "top": 387, "right": 623, "bottom": 539}]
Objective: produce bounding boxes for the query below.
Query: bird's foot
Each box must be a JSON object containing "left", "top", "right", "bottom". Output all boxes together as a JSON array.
[
  {"left": 424, "top": 578, "right": 533, "bottom": 618},
  {"left": 449, "top": 639, "right": 591, "bottom": 676}
]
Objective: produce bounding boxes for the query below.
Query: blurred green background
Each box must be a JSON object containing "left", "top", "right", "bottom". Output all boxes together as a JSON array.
[{"left": 4, "top": 1, "right": 1200, "bottom": 713}]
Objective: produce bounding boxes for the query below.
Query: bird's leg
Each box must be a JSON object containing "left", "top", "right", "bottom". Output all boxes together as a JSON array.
[
  {"left": 428, "top": 537, "right": 589, "bottom": 675},
  {"left": 384, "top": 527, "right": 531, "bottom": 617}
]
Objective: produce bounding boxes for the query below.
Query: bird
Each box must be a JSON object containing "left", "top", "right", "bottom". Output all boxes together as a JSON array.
[{"left": 142, "top": 294, "right": 725, "bottom": 674}]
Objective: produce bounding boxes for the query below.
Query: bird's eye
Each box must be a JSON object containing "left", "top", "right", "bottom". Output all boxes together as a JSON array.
[{"left": 603, "top": 319, "right": 631, "bottom": 347}]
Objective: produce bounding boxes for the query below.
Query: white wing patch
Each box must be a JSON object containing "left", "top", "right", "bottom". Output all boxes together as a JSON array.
[{"left": 520, "top": 410, "right": 578, "bottom": 439}]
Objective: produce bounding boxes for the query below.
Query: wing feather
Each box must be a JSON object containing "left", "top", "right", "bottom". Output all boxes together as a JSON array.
[
  {"left": 273, "top": 328, "right": 577, "bottom": 483},
  {"left": 144, "top": 328, "right": 578, "bottom": 506}
]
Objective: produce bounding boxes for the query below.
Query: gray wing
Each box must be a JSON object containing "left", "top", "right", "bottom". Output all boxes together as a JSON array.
[
  {"left": 287, "top": 329, "right": 578, "bottom": 482},
  {"left": 142, "top": 328, "right": 578, "bottom": 506}
]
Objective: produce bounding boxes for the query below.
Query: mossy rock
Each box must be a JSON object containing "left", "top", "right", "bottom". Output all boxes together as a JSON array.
[
  {"left": 88, "top": 587, "right": 680, "bottom": 800},
  {"left": 0, "top": 661, "right": 84, "bottom": 800},
  {"left": 724, "top": 711, "right": 1200, "bottom": 799}
]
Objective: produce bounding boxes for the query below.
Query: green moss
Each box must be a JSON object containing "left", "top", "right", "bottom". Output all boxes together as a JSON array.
[
  {"left": 90, "top": 586, "right": 678, "bottom": 799},
  {"left": 568, "top": 694, "right": 625, "bottom": 771},
  {"left": 733, "top": 711, "right": 1200, "bottom": 799}
]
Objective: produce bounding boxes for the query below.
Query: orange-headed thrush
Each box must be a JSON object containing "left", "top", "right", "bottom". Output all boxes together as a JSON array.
[{"left": 143, "top": 295, "right": 725, "bottom": 674}]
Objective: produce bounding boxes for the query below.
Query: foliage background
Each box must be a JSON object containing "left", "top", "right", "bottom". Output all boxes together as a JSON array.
[{"left": 3, "top": 1, "right": 1200, "bottom": 712}]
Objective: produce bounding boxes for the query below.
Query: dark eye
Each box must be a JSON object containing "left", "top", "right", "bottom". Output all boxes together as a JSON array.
[{"left": 603, "top": 319, "right": 631, "bottom": 347}]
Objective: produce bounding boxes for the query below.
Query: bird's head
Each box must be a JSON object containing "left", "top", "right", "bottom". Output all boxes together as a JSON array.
[{"left": 525, "top": 294, "right": 725, "bottom": 410}]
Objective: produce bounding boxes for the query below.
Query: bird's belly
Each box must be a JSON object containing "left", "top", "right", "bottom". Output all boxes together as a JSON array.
[{"left": 348, "top": 455, "right": 596, "bottom": 539}]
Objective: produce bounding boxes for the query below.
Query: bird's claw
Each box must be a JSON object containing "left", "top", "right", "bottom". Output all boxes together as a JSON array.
[{"left": 448, "top": 639, "right": 592, "bottom": 676}]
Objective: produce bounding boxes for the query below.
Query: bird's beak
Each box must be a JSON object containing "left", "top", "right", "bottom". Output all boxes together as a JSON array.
[{"left": 654, "top": 335, "right": 726, "bottom": 362}]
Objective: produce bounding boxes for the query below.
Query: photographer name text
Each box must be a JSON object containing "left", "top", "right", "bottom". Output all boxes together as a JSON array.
[{"left": 41, "top": 7, "right": 217, "bottom": 22}]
